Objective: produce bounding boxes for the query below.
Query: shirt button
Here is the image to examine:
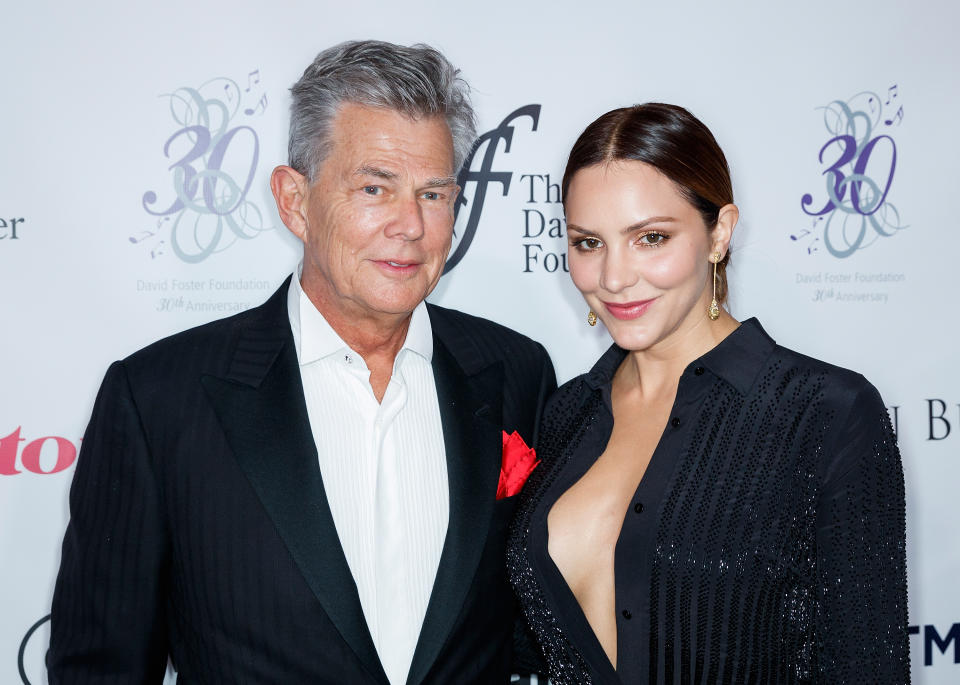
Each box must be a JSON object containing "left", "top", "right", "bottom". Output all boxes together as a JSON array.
[
  {"left": 634, "top": 502, "right": 644, "bottom": 514},
  {"left": 694, "top": 366, "right": 705, "bottom": 376},
  {"left": 621, "top": 609, "right": 632, "bottom": 620},
  {"left": 345, "top": 355, "right": 353, "bottom": 364},
  {"left": 671, "top": 417, "right": 681, "bottom": 428}
]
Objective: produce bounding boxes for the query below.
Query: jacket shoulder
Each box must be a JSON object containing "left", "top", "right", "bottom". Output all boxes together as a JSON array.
[
  {"left": 427, "top": 302, "right": 550, "bottom": 368},
  {"left": 122, "top": 308, "right": 247, "bottom": 369},
  {"left": 119, "top": 285, "right": 288, "bottom": 387}
]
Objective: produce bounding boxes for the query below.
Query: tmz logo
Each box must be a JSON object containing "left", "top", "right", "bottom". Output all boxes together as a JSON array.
[
  {"left": 0, "top": 427, "right": 78, "bottom": 475},
  {"left": 910, "top": 623, "right": 960, "bottom": 666}
]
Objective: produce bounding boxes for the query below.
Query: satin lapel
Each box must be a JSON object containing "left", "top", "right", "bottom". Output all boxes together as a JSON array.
[
  {"left": 405, "top": 336, "right": 503, "bottom": 685},
  {"left": 200, "top": 298, "right": 389, "bottom": 685}
]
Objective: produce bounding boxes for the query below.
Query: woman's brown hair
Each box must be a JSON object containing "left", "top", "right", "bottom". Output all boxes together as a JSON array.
[{"left": 562, "top": 103, "right": 733, "bottom": 303}]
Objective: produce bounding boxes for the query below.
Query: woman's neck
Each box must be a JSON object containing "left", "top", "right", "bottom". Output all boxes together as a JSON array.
[{"left": 618, "top": 310, "right": 739, "bottom": 399}]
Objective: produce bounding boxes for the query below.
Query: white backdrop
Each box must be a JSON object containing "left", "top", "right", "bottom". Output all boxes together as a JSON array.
[{"left": 2, "top": 1, "right": 957, "bottom": 681}]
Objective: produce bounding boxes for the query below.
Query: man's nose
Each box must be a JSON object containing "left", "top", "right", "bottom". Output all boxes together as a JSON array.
[{"left": 385, "top": 193, "right": 426, "bottom": 240}]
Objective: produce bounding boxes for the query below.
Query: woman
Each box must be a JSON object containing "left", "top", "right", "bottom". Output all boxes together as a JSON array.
[{"left": 507, "top": 104, "right": 910, "bottom": 684}]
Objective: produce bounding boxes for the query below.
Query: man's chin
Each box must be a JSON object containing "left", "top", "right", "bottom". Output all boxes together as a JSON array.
[
  {"left": 360, "top": 293, "right": 429, "bottom": 319},
  {"left": 363, "top": 279, "right": 438, "bottom": 312}
]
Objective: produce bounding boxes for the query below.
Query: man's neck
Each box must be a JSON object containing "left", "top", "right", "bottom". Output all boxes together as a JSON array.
[{"left": 301, "top": 281, "right": 415, "bottom": 403}]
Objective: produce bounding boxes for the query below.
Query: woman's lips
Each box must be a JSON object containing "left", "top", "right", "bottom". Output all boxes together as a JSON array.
[{"left": 602, "top": 298, "right": 657, "bottom": 320}]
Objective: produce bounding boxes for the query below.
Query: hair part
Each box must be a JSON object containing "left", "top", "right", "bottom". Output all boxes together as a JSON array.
[
  {"left": 562, "top": 103, "right": 734, "bottom": 303},
  {"left": 288, "top": 40, "right": 477, "bottom": 181}
]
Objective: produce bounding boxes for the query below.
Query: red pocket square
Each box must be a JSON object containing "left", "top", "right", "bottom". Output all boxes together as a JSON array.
[{"left": 497, "top": 430, "right": 540, "bottom": 500}]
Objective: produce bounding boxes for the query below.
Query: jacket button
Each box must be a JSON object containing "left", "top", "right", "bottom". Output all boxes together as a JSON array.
[
  {"left": 622, "top": 609, "right": 632, "bottom": 620},
  {"left": 634, "top": 502, "right": 644, "bottom": 514},
  {"left": 694, "top": 366, "right": 705, "bottom": 376},
  {"left": 671, "top": 417, "right": 681, "bottom": 428}
]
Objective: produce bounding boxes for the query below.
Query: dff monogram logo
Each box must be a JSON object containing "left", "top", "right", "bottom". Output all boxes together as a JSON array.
[
  {"left": 445, "top": 105, "right": 541, "bottom": 274},
  {"left": 795, "top": 84, "right": 906, "bottom": 258},
  {"left": 137, "top": 70, "right": 271, "bottom": 262}
]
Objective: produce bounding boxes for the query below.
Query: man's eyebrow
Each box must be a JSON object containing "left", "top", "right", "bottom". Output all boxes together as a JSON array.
[
  {"left": 353, "top": 167, "right": 457, "bottom": 187},
  {"left": 354, "top": 165, "right": 397, "bottom": 180},
  {"left": 423, "top": 175, "right": 458, "bottom": 187}
]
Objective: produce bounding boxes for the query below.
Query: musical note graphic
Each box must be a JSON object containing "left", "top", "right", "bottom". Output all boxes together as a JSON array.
[
  {"left": 790, "top": 229, "right": 810, "bottom": 241},
  {"left": 244, "top": 94, "right": 268, "bottom": 116},
  {"left": 885, "top": 84, "right": 898, "bottom": 105},
  {"left": 884, "top": 105, "right": 904, "bottom": 127},
  {"left": 129, "top": 229, "right": 155, "bottom": 244},
  {"left": 224, "top": 84, "right": 234, "bottom": 102},
  {"left": 244, "top": 69, "right": 260, "bottom": 92},
  {"left": 150, "top": 240, "right": 166, "bottom": 259}
]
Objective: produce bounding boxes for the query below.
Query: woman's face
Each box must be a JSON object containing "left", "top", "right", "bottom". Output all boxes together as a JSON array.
[{"left": 565, "top": 160, "right": 731, "bottom": 353}]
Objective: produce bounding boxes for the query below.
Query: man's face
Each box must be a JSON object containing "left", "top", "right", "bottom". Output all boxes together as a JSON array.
[{"left": 297, "top": 102, "right": 459, "bottom": 323}]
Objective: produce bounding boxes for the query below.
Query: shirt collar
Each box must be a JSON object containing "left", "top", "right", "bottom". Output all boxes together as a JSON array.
[
  {"left": 286, "top": 266, "right": 433, "bottom": 365},
  {"left": 584, "top": 318, "right": 776, "bottom": 396}
]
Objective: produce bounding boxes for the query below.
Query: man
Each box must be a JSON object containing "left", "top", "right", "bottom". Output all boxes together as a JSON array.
[{"left": 48, "top": 41, "right": 555, "bottom": 684}]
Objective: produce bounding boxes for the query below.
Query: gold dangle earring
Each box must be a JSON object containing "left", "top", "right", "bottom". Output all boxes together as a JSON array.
[
  {"left": 587, "top": 310, "right": 597, "bottom": 326},
  {"left": 708, "top": 252, "right": 721, "bottom": 321}
]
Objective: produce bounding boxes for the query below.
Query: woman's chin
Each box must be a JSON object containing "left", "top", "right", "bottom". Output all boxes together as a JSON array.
[{"left": 605, "top": 323, "right": 659, "bottom": 352}]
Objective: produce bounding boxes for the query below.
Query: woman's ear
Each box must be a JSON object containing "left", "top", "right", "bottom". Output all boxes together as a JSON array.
[{"left": 711, "top": 203, "right": 739, "bottom": 258}]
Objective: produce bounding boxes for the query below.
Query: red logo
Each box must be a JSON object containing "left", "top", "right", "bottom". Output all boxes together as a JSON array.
[{"left": 0, "top": 427, "right": 78, "bottom": 475}]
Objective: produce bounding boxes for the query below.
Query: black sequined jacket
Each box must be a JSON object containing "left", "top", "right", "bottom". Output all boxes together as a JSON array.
[{"left": 507, "top": 319, "right": 910, "bottom": 684}]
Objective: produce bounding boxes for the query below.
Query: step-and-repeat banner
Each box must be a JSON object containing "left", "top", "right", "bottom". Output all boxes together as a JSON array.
[{"left": 3, "top": 1, "right": 957, "bottom": 682}]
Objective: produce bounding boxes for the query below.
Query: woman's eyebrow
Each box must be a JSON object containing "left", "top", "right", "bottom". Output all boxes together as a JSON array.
[{"left": 567, "top": 216, "right": 677, "bottom": 235}]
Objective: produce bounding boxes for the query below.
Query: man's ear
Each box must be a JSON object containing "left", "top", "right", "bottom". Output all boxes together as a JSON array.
[
  {"left": 270, "top": 165, "right": 309, "bottom": 242},
  {"left": 711, "top": 203, "right": 739, "bottom": 258}
]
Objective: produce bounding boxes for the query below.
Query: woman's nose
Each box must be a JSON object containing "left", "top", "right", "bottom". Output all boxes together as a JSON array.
[{"left": 599, "top": 248, "right": 638, "bottom": 293}]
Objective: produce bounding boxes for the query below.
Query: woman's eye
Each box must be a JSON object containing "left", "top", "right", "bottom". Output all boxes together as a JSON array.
[
  {"left": 573, "top": 237, "right": 603, "bottom": 251},
  {"left": 362, "top": 185, "right": 382, "bottom": 195},
  {"left": 637, "top": 231, "right": 668, "bottom": 246}
]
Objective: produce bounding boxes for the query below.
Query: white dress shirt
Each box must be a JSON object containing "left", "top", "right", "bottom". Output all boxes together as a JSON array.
[{"left": 286, "top": 273, "right": 449, "bottom": 685}]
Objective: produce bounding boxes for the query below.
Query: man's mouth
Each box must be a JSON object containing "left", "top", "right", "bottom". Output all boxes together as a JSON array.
[{"left": 375, "top": 259, "right": 421, "bottom": 273}]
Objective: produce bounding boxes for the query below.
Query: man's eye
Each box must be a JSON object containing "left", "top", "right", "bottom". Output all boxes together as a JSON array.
[
  {"left": 422, "top": 191, "right": 441, "bottom": 201},
  {"left": 362, "top": 185, "right": 382, "bottom": 195}
]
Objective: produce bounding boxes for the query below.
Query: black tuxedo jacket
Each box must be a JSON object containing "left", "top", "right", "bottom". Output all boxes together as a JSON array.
[{"left": 48, "top": 278, "right": 556, "bottom": 684}]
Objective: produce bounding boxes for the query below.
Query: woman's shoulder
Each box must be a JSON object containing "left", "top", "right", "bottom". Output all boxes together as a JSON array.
[
  {"left": 753, "top": 334, "right": 894, "bottom": 466},
  {"left": 767, "top": 339, "right": 902, "bottom": 496},
  {"left": 708, "top": 318, "right": 891, "bottom": 442},
  {"left": 767, "top": 337, "right": 883, "bottom": 408}
]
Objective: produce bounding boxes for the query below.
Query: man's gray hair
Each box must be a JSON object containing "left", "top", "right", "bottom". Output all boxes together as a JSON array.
[{"left": 288, "top": 40, "right": 477, "bottom": 180}]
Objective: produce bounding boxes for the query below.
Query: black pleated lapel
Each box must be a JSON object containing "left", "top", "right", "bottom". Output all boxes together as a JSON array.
[
  {"left": 200, "top": 290, "right": 389, "bottom": 685},
  {"left": 405, "top": 335, "right": 504, "bottom": 685}
]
